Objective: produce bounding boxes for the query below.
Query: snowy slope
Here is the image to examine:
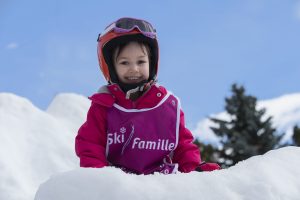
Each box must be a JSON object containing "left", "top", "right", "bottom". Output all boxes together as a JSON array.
[
  {"left": 193, "top": 93, "right": 300, "bottom": 145},
  {"left": 34, "top": 146, "right": 300, "bottom": 200},
  {"left": 1, "top": 92, "right": 300, "bottom": 200},
  {"left": 0, "top": 93, "right": 89, "bottom": 200}
]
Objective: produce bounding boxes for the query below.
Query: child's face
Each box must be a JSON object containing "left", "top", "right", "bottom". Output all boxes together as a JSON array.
[{"left": 114, "top": 42, "right": 150, "bottom": 84}]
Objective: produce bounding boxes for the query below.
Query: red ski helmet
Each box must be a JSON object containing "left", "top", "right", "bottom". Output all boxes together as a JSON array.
[{"left": 97, "top": 17, "right": 159, "bottom": 83}]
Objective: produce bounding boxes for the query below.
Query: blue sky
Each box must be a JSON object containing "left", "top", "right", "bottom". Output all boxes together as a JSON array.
[{"left": 1, "top": 0, "right": 300, "bottom": 127}]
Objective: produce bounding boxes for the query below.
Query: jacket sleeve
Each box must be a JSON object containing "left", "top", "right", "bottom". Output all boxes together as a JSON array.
[
  {"left": 75, "top": 102, "right": 109, "bottom": 168},
  {"left": 172, "top": 110, "right": 201, "bottom": 173}
]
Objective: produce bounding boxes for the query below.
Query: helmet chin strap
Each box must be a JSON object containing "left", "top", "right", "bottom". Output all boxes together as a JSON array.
[
  {"left": 118, "top": 80, "right": 148, "bottom": 93},
  {"left": 118, "top": 79, "right": 155, "bottom": 100}
]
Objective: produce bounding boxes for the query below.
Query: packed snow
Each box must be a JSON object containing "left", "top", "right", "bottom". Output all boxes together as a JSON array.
[
  {"left": 34, "top": 146, "right": 300, "bottom": 200},
  {"left": 1, "top": 92, "right": 300, "bottom": 200},
  {"left": 0, "top": 93, "right": 89, "bottom": 200}
]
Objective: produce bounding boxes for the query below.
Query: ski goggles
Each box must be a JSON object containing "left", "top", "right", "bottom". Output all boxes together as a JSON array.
[{"left": 98, "top": 17, "right": 157, "bottom": 40}]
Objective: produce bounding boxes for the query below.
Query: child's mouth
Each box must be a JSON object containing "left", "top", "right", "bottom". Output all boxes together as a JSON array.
[{"left": 125, "top": 76, "right": 143, "bottom": 83}]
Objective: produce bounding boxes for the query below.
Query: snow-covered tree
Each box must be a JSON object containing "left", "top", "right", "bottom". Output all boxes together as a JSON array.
[{"left": 209, "top": 84, "right": 282, "bottom": 167}]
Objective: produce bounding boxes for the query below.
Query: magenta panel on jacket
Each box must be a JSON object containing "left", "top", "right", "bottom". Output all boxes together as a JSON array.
[{"left": 106, "top": 93, "right": 180, "bottom": 174}]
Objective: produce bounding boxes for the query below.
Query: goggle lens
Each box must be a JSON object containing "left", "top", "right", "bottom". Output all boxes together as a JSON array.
[{"left": 115, "top": 18, "right": 155, "bottom": 33}]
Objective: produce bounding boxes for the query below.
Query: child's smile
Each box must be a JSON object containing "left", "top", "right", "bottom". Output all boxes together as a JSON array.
[{"left": 124, "top": 76, "right": 144, "bottom": 83}]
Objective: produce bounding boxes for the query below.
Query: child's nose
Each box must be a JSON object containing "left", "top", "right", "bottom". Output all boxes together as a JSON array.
[{"left": 129, "top": 64, "right": 139, "bottom": 72}]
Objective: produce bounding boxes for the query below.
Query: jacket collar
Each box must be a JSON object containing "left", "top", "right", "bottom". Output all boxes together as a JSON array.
[
  {"left": 107, "top": 83, "right": 167, "bottom": 109},
  {"left": 89, "top": 83, "right": 167, "bottom": 109}
]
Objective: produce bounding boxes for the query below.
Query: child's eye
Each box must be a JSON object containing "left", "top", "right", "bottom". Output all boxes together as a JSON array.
[
  {"left": 120, "top": 61, "right": 129, "bottom": 65},
  {"left": 138, "top": 60, "right": 146, "bottom": 65}
]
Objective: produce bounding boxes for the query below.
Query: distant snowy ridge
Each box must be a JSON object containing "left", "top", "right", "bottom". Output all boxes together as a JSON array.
[
  {"left": 193, "top": 93, "right": 300, "bottom": 145},
  {"left": 34, "top": 146, "right": 300, "bottom": 200}
]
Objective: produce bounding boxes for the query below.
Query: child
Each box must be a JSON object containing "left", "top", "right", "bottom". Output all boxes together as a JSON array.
[{"left": 75, "top": 17, "right": 220, "bottom": 174}]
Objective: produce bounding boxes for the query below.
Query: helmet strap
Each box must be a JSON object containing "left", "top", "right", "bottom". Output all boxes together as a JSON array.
[{"left": 124, "top": 79, "right": 156, "bottom": 101}]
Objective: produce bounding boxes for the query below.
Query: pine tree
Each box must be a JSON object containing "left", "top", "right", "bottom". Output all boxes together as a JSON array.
[
  {"left": 292, "top": 125, "right": 300, "bottom": 146},
  {"left": 210, "top": 84, "right": 282, "bottom": 167}
]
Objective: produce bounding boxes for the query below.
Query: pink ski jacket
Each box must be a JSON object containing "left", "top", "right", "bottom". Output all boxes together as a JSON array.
[{"left": 75, "top": 83, "right": 201, "bottom": 173}]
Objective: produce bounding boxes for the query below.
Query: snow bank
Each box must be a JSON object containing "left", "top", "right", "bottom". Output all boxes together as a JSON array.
[
  {"left": 0, "top": 93, "right": 89, "bottom": 200},
  {"left": 35, "top": 146, "right": 300, "bottom": 200}
]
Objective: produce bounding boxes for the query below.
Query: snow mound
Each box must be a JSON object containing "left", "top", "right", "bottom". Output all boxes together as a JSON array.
[
  {"left": 0, "top": 93, "right": 89, "bottom": 200},
  {"left": 35, "top": 146, "right": 300, "bottom": 200},
  {"left": 46, "top": 93, "right": 90, "bottom": 129}
]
